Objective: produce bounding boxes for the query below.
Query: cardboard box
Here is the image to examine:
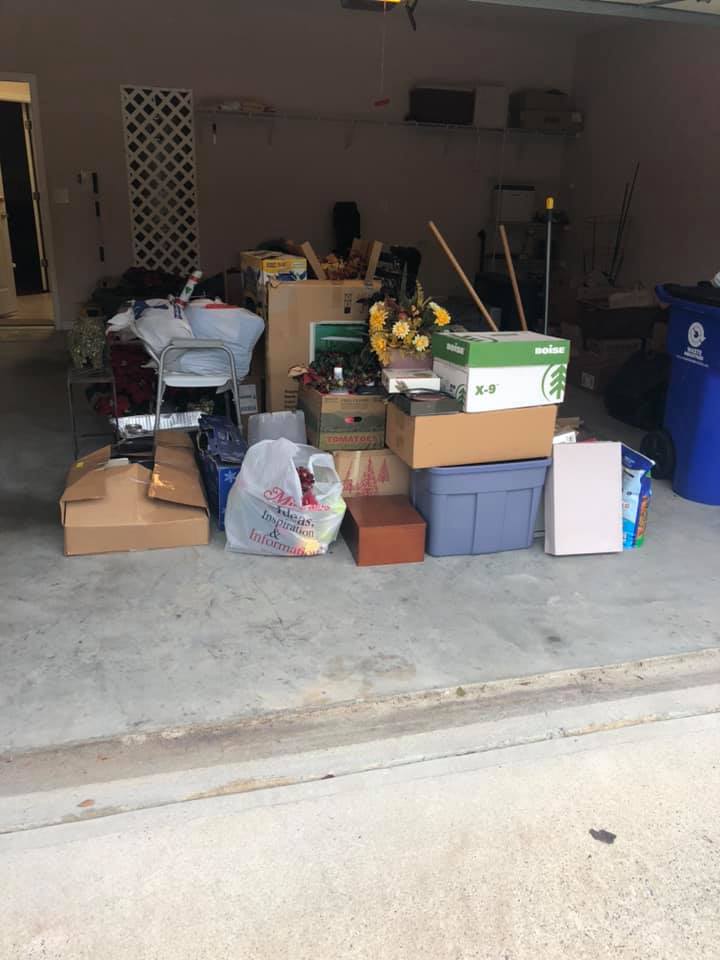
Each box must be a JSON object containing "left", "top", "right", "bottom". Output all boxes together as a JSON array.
[
  {"left": 586, "top": 337, "right": 643, "bottom": 361},
  {"left": 239, "top": 250, "right": 307, "bottom": 305},
  {"left": 197, "top": 454, "right": 241, "bottom": 532},
  {"left": 333, "top": 449, "right": 410, "bottom": 498},
  {"left": 560, "top": 320, "right": 584, "bottom": 352},
  {"left": 60, "top": 432, "right": 209, "bottom": 556},
  {"left": 342, "top": 495, "right": 426, "bottom": 566},
  {"left": 544, "top": 443, "right": 623, "bottom": 556},
  {"left": 509, "top": 89, "right": 572, "bottom": 113},
  {"left": 386, "top": 402, "right": 557, "bottom": 469},
  {"left": 381, "top": 368, "right": 442, "bottom": 394},
  {"left": 432, "top": 331, "right": 570, "bottom": 413},
  {"left": 298, "top": 386, "right": 386, "bottom": 452},
  {"left": 567, "top": 352, "right": 615, "bottom": 394},
  {"left": 512, "top": 109, "right": 583, "bottom": 132},
  {"left": 265, "top": 280, "right": 378, "bottom": 412}
]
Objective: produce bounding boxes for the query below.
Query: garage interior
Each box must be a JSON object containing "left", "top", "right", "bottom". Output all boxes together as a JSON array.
[{"left": 2, "top": 0, "right": 720, "bottom": 764}]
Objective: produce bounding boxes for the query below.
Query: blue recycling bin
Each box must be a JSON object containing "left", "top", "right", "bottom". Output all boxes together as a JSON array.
[{"left": 653, "top": 286, "right": 720, "bottom": 504}]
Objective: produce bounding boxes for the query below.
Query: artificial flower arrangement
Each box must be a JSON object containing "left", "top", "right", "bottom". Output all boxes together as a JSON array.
[
  {"left": 368, "top": 282, "right": 451, "bottom": 366},
  {"left": 321, "top": 250, "right": 368, "bottom": 281},
  {"left": 289, "top": 347, "right": 381, "bottom": 395}
]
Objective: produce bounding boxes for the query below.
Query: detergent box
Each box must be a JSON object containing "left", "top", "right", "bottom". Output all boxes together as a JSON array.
[
  {"left": 621, "top": 445, "right": 654, "bottom": 549},
  {"left": 239, "top": 250, "right": 307, "bottom": 305}
]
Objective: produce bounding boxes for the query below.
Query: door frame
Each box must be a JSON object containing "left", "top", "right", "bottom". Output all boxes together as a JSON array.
[{"left": 0, "top": 71, "right": 60, "bottom": 328}]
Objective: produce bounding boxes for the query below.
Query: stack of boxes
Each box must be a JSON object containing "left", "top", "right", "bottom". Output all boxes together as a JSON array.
[
  {"left": 225, "top": 253, "right": 585, "bottom": 564},
  {"left": 561, "top": 288, "right": 663, "bottom": 395},
  {"left": 386, "top": 330, "right": 570, "bottom": 557},
  {"left": 227, "top": 248, "right": 421, "bottom": 561}
]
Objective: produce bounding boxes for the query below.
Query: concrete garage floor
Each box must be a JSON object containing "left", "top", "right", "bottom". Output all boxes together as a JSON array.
[{"left": 2, "top": 337, "right": 720, "bottom": 754}]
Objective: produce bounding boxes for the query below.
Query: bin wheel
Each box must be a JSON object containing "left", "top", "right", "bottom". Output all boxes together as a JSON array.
[{"left": 641, "top": 428, "right": 675, "bottom": 480}]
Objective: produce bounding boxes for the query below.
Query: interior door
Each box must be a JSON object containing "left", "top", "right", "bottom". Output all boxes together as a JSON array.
[{"left": 0, "top": 162, "right": 18, "bottom": 316}]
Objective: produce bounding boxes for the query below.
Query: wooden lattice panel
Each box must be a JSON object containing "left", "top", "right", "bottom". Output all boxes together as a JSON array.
[{"left": 121, "top": 86, "right": 200, "bottom": 274}]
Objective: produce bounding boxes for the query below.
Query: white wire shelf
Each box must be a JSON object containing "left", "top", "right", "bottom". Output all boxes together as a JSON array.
[{"left": 196, "top": 107, "right": 578, "bottom": 139}]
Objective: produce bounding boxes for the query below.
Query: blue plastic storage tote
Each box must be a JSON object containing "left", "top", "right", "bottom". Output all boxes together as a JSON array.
[
  {"left": 411, "top": 458, "right": 550, "bottom": 557},
  {"left": 655, "top": 286, "right": 720, "bottom": 504}
]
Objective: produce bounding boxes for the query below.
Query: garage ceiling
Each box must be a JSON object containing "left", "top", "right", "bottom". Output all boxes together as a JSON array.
[{"left": 470, "top": 0, "right": 720, "bottom": 24}]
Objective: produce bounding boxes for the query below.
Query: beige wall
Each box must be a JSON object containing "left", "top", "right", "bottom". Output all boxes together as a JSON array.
[
  {"left": 569, "top": 20, "right": 720, "bottom": 287},
  {"left": 0, "top": 0, "right": 585, "bottom": 325}
]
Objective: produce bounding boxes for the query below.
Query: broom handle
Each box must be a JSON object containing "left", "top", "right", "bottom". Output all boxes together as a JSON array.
[
  {"left": 499, "top": 224, "right": 528, "bottom": 331},
  {"left": 428, "top": 220, "right": 499, "bottom": 332}
]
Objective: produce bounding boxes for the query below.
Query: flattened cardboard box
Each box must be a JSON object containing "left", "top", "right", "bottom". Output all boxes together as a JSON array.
[
  {"left": 333, "top": 448, "right": 410, "bottom": 498},
  {"left": 265, "top": 280, "right": 379, "bottom": 412},
  {"left": 544, "top": 443, "right": 623, "bottom": 556},
  {"left": 60, "top": 432, "right": 209, "bottom": 556},
  {"left": 386, "top": 402, "right": 557, "bottom": 469},
  {"left": 298, "top": 386, "right": 386, "bottom": 452}
]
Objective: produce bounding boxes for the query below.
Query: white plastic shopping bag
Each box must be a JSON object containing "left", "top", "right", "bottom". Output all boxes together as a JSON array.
[
  {"left": 107, "top": 298, "right": 193, "bottom": 357},
  {"left": 225, "top": 438, "right": 346, "bottom": 557}
]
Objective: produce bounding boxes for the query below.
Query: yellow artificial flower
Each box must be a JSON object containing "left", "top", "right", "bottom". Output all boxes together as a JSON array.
[
  {"left": 369, "top": 303, "right": 387, "bottom": 332},
  {"left": 430, "top": 302, "right": 451, "bottom": 327},
  {"left": 413, "top": 334, "right": 430, "bottom": 352},
  {"left": 392, "top": 320, "right": 410, "bottom": 339},
  {"left": 403, "top": 329, "right": 416, "bottom": 346},
  {"left": 371, "top": 333, "right": 388, "bottom": 361}
]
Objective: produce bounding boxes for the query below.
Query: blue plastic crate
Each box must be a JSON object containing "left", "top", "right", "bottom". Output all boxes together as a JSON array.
[
  {"left": 197, "top": 452, "right": 242, "bottom": 531},
  {"left": 411, "top": 458, "right": 550, "bottom": 556}
]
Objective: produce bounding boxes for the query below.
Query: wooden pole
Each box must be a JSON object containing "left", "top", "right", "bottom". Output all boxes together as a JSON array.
[
  {"left": 499, "top": 224, "right": 528, "bottom": 331},
  {"left": 428, "top": 220, "right": 499, "bottom": 332}
]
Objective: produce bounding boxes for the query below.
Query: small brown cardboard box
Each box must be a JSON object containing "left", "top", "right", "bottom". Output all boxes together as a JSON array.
[
  {"left": 560, "top": 320, "right": 584, "bottom": 351},
  {"left": 333, "top": 448, "right": 410, "bottom": 498},
  {"left": 342, "top": 495, "right": 426, "bottom": 567},
  {"left": 265, "top": 279, "right": 379, "bottom": 412},
  {"left": 298, "top": 386, "right": 386, "bottom": 452},
  {"left": 60, "top": 432, "right": 209, "bottom": 556},
  {"left": 567, "top": 351, "right": 615, "bottom": 394},
  {"left": 386, "top": 402, "right": 557, "bottom": 469}
]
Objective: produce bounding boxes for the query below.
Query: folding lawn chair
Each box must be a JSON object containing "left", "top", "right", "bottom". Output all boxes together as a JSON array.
[{"left": 143, "top": 338, "right": 243, "bottom": 437}]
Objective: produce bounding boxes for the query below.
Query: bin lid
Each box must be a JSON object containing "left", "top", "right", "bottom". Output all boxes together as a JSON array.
[{"left": 657, "top": 283, "right": 720, "bottom": 308}]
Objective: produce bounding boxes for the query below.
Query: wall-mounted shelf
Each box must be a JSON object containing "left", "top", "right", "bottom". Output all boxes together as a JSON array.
[{"left": 196, "top": 107, "right": 579, "bottom": 148}]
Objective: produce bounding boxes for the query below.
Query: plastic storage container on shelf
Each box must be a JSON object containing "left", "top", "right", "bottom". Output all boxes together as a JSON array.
[
  {"left": 646, "top": 285, "right": 720, "bottom": 505},
  {"left": 411, "top": 458, "right": 550, "bottom": 557}
]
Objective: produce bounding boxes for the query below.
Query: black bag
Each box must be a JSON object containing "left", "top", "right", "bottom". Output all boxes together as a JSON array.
[
  {"left": 333, "top": 202, "right": 361, "bottom": 258},
  {"left": 604, "top": 351, "right": 671, "bottom": 430}
]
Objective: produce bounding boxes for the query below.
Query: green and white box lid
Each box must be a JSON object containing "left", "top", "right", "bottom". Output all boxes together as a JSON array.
[{"left": 432, "top": 330, "right": 570, "bottom": 368}]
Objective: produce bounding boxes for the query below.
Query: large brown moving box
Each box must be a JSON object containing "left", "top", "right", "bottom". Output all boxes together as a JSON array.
[
  {"left": 60, "top": 432, "right": 209, "bottom": 556},
  {"left": 385, "top": 402, "right": 557, "bottom": 469},
  {"left": 265, "top": 280, "right": 378, "bottom": 412}
]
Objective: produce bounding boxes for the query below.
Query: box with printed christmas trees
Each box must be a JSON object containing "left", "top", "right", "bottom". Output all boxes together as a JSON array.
[{"left": 333, "top": 449, "right": 410, "bottom": 499}]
